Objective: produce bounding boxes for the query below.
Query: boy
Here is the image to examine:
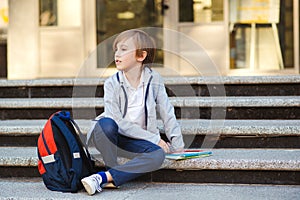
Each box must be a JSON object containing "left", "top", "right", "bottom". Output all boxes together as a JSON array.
[{"left": 81, "top": 29, "right": 184, "bottom": 195}]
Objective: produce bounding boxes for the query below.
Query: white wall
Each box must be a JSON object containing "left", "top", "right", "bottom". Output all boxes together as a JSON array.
[{"left": 8, "top": 0, "right": 39, "bottom": 79}]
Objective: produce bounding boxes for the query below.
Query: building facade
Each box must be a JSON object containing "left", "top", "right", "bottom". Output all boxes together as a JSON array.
[{"left": 1, "top": 0, "right": 299, "bottom": 79}]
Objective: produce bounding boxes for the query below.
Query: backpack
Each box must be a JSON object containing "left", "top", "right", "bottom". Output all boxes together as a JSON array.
[{"left": 37, "top": 110, "right": 95, "bottom": 193}]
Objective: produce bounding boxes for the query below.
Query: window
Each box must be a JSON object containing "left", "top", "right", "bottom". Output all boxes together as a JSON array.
[
  {"left": 229, "top": 0, "right": 295, "bottom": 70},
  {"left": 96, "top": 0, "right": 163, "bottom": 68},
  {"left": 179, "top": 0, "right": 223, "bottom": 23},
  {"left": 40, "top": 0, "right": 57, "bottom": 26}
]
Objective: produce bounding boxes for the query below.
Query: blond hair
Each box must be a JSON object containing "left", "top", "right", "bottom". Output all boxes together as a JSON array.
[{"left": 113, "top": 29, "right": 156, "bottom": 65}]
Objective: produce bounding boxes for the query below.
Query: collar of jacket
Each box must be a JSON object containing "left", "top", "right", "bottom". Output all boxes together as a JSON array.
[
  {"left": 116, "top": 66, "right": 153, "bottom": 84},
  {"left": 116, "top": 67, "right": 153, "bottom": 127}
]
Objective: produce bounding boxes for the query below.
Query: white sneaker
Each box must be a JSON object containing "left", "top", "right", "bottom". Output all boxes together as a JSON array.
[{"left": 81, "top": 174, "right": 103, "bottom": 195}]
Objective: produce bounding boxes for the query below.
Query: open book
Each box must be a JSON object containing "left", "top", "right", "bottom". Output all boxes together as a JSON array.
[{"left": 166, "top": 149, "right": 212, "bottom": 160}]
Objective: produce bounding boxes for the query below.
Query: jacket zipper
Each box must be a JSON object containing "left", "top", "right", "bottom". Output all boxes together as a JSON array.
[{"left": 117, "top": 71, "right": 153, "bottom": 128}]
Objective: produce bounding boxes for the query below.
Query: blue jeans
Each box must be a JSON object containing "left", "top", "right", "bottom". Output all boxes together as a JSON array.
[{"left": 92, "top": 117, "right": 165, "bottom": 186}]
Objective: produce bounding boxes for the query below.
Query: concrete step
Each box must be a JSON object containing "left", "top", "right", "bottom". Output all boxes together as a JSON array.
[
  {"left": 2, "top": 96, "right": 300, "bottom": 108},
  {"left": 1, "top": 75, "right": 300, "bottom": 87},
  {"left": 2, "top": 119, "right": 300, "bottom": 136},
  {"left": 1, "top": 119, "right": 300, "bottom": 148},
  {"left": 1, "top": 96, "right": 300, "bottom": 119},
  {"left": 0, "top": 147, "right": 299, "bottom": 185},
  {"left": 1, "top": 178, "right": 299, "bottom": 200},
  {"left": 1, "top": 75, "right": 300, "bottom": 98},
  {"left": 2, "top": 147, "right": 300, "bottom": 171}
]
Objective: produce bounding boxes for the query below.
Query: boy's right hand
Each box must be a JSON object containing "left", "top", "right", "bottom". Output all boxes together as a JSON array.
[{"left": 158, "top": 139, "right": 170, "bottom": 153}]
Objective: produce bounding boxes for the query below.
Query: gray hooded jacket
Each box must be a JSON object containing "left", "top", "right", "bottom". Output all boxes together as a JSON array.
[{"left": 88, "top": 67, "right": 184, "bottom": 151}]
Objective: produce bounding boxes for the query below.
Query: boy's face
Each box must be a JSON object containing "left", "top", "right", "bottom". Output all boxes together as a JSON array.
[{"left": 114, "top": 38, "right": 143, "bottom": 72}]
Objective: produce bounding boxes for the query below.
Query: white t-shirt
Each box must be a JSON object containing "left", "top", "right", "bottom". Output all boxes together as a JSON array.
[{"left": 123, "top": 71, "right": 146, "bottom": 130}]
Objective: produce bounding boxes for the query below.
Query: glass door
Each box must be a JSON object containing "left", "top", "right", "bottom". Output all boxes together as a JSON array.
[
  {"left": 163, "top": 0, "right": 228, "bottom": 76},
  {"left": 83, "top": 0, "right": 228, "bottom": 77}
]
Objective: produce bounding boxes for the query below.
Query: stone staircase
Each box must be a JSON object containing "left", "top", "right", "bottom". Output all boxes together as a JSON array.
[{"left": 0, "top": 75, "right": 300, "bottom": 185}]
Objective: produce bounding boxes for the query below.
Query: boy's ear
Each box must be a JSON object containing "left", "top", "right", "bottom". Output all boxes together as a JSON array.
[{"left": 136, "top": 50, "right": 147, "bottom": 62}]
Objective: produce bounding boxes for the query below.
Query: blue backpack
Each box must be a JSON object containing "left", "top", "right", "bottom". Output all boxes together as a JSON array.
[{"left": 37, "top": 111, "right": 95, "bottom": 193}]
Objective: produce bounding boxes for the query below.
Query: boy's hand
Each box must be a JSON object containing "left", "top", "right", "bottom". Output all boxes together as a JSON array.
[{"left": 158, "top": 139, "right": 171, "bottom": 153}]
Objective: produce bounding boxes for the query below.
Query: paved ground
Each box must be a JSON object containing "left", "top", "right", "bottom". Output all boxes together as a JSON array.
[{"left": 0, "top": 178, "right": 299, "bottom": 200}]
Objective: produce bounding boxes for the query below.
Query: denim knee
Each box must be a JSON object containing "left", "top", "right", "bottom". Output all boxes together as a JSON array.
[
  {"left": 93, "top": 117, "right": 118, "bottom": 141},
  {"left": 99, "top": 117, "right": 118, "bottom": 134},
  {"left": 150, "top": 148, "right": 165, "bottom": 169}
]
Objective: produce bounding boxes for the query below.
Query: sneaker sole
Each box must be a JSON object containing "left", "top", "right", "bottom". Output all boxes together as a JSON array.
[{"left": 81, "top": 179, "right": 95, "bottom": 195}]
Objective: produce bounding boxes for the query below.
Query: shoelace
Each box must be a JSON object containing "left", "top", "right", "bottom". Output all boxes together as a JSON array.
[{"left": 93, "top": 175, "right": 103, "bottom": 192}]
